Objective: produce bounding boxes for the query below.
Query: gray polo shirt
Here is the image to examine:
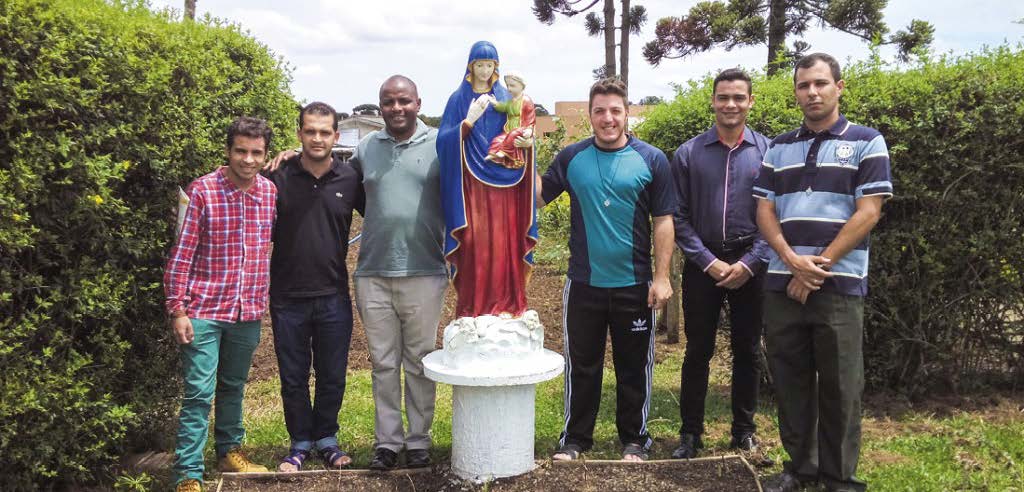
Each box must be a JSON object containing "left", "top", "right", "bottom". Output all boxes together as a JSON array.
[{"left": 351, "top": 120, "right": 446, "bottom": 277}]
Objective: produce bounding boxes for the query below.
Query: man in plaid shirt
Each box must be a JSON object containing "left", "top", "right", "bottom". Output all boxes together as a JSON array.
[{"left": 164, "top": 116, "right": 277, "bottom": 492}]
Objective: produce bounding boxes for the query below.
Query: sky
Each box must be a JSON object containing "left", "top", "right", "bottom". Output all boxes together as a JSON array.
[{"left": 146, "top": 0, "right": 1024, "bottom": 116}]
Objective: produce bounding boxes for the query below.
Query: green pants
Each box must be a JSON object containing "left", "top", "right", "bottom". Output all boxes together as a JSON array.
[
  {"left": 172, "top": 318, "right": 261, "bottom": 483},
  {"left": 764, "top": 291, "right": 866, "bottom": 491}
]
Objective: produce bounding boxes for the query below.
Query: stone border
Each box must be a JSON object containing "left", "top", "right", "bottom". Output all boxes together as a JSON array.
[{"left": 221, "top": 454, "right": 762, "bottom": 492}]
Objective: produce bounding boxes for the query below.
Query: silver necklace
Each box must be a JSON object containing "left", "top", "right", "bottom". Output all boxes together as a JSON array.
[{"left": 595, "top": 151, "right": 623, "bottom": 208}]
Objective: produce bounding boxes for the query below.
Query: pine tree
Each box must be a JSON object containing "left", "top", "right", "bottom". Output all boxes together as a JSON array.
[
  {"left": 532, "top": 0, "right": 648, "bottom": 86},
  {"left": 643, "top": 0, "right": 934, "bottom": 75}
]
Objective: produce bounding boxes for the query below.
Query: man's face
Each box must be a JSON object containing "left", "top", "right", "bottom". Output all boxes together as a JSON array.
[
  {"left": 379, "top": 81, "right": 421, "bottom": 140},
  {"left": 225, "top": 135, "right": 266, "bottom": 183},
  {"left": 471, "top": 60, "right": 496, "bottom": 84},
  {"left": 794, "top": 60, "right": 844, "bottom": 125},
  {"left": 297, "top": 113, "right": 338, "bottom": 162},
  {"left": 712, "top": 79, "right": 754, "bottom": 131},
  {"left": 589, "top": 93, "right": 629, "bottom": 149}
]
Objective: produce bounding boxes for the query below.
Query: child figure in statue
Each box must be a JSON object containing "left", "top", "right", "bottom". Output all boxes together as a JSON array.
[{"left": 485, "top": 71, "right": 536, "bottom": 169}]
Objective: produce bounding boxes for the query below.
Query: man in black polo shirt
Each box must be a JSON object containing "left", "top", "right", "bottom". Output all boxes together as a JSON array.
[{"left": 269, "top": 101, "right": 364, "bottom": 472}]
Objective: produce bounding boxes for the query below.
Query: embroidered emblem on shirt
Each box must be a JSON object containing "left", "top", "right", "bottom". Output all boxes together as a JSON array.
[
  {"left": 835, "top": 143, "right": 855, "bottom": 165},
  {"left": 335, "top": 192, "right": 344, "bottom": 198},
  {"left": 631, "top": 318, "right": 648, "bottom": 332}
]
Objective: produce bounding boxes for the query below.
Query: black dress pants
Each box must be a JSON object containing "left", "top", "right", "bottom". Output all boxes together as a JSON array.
[{"left": 678, "top": 254, "right": 763, "bottom": 439}]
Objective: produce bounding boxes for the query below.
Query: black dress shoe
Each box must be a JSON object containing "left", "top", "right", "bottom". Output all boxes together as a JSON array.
[
  {"left": 406, "top": 448, "right": 431, "bottom": 468},
  {"left": 730, "top": 432, "right": 759, "bottom": 452},
  {"left": 670, "top": 433, "right": 703, "bottom": 459},
  {"left": 762, "top": 472, "right": 805, "bottom": 492},
  {"left": 368, "top": 448, "right": 398, "bottom": 471}
]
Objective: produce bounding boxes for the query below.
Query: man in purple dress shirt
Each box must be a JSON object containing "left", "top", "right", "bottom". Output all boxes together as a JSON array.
[{"left": 669, "top": 68, "right": 770, "bottom": 459}]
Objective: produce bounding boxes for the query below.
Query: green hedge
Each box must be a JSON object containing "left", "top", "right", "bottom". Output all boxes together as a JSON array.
[
  {"left": 636, "top": 47, "right": 1024, "bottom": 393},
  {"left": 0, "top": 0, "right": 297, "bottom": 487}
]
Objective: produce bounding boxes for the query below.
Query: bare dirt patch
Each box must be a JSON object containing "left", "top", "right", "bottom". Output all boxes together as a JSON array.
[{"left": 216, "top": 457, "right": 761, "bottom": 491}]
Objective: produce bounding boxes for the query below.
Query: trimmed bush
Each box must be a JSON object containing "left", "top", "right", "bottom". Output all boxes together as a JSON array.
[
  {"left": 0, "top": 0, "right": 297, "bottom": 487},
  {"left": 636, "top": 47, "right": 1024, "bottom": 393}
]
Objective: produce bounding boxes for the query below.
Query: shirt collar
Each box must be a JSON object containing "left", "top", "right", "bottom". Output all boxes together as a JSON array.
[
  {"left": 375, "top": 119, "right": 430, "bottom": 144},
  {"left": 702, "top": 125, "right": 754, "bottom": 148},
  {"left": 285, "top": 154, "right": 342, "bottom": 178},
  {"left": 797, "top": 114, "right": 850, "bottom": 139},
  {"left": 217, "top": 166, "right": 264, "bottom": 203}
]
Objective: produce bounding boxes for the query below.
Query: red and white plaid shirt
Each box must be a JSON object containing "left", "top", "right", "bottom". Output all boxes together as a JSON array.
[{"left": 164, "top": 167, "right": 277, "bottom": 322}]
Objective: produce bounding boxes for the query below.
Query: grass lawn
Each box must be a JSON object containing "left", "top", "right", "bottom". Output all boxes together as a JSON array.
[{"left": 175, "top": 345, "right": 1024, "bottom": 491}]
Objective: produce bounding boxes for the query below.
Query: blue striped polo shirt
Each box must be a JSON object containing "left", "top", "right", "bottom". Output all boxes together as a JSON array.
[
  {"left": 542, "top": 136, "right": 677, "bottom": 288},
  {"left": 752, "top": 115, "right": 893, "bottom": 296}
]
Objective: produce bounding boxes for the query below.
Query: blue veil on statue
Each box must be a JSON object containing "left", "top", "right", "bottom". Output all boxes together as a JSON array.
[{"left": 436, "top": 40, "right": 539, "bottom": 318}]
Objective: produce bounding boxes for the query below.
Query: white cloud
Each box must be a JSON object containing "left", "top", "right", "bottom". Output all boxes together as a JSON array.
[{"left": 145, "top": 0, "right": 1024, "bottom": 116}]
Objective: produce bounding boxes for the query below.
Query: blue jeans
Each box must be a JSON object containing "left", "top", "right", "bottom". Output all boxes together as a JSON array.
[{"left": 270, "top": 293, "right": 353, "bottom": 452}]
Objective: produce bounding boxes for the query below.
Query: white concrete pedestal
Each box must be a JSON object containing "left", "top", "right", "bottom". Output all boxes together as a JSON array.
[{"left": 423, "top": 349, "right": 563, "bottom": 481}]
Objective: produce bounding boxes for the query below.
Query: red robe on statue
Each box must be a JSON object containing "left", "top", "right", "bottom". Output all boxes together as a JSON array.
[{"left": 449, "top": 122, "right": 536, "bottom": 318}]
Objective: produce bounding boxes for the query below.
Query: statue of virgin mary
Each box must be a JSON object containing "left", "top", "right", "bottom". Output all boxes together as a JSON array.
[{"left": 437, "top": 41, "right": 538, "bottom": 318}]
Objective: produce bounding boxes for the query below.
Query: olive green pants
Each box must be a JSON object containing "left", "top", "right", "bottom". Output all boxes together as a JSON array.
[{"left": 763, "top": 291, "right": 866, "bottom": 492}]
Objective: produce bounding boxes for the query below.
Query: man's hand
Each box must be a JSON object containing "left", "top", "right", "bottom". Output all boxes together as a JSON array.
[
  {"left": 715, "top": 262, "right": 752, "bottom": 290},
  {"left": 648, "top": 276, "right": 672, "bottom": 309},
  {"left": 171, "top": 316, "right": 194, "bottom": 345},
  {"left": 705, "top": 259, "right": 731, "bottom": 282},
  {"left": 264, "top": 149, "right": 298, "bottom": 173},
  {"left": 784, "top": 253, "right": 832, "bottom": 290},
  {"left": 786, "top": 277, "right": 812, "bottom": 304}
]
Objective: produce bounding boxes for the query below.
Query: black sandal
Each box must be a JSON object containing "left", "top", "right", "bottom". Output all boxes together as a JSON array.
[
  {"left": 622, "top": 442, "right": 648, "bottom": 461},
  {"left": 318, "top": 445, "right": 352, "bottom": 469},
  {"left": 552, "top": 443, "right": 583, "bottom": 461},
  {"left": 278, "top": 448, "right": 310, "bottom": 472}
]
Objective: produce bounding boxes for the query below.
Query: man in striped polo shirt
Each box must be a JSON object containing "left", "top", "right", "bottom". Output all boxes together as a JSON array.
[{"left": 753, "top": 53, "right": 892, "bottom": 492}]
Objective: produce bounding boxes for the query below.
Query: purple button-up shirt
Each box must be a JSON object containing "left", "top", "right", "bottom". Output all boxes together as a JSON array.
[{"left": 671, "top": 125, "right": 770, "bottom": 275}]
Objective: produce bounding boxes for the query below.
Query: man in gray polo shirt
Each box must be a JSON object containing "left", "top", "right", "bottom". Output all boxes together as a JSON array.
[{"left": 351, "top": 75, "right": 447, "bottom": 471}]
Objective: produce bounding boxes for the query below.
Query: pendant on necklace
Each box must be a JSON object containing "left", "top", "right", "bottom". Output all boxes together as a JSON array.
[{"left": 603, "top": 198, "right": 611, "bottom": 207}]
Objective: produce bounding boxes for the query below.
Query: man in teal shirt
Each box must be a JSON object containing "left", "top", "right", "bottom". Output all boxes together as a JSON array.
[{"left": 351, "top": 75, "right": 447, "bottom": 470}]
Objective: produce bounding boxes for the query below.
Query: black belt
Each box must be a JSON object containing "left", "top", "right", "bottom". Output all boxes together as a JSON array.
[{"left": 716, "top": 234, "right": 756, "bottom": 253}]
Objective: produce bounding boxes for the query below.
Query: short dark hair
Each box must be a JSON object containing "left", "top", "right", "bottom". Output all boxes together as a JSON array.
[
  {"left": 794, "top": 52, "right": 842, "bottom": 83},
  {"left": 713, "top": 68, "right": 752, "bottom": 94},
  {"left": 226, "top": 116, "right": 272, "bottom": 151},
  {"left": 298, "top": 101, "right": 338, "bottom": 130},
  {"left": 588, "top": 77, "right": 628, "bottom": 111}
]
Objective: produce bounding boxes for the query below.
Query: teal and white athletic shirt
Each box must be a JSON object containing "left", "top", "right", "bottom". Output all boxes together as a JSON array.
[{"left": 541, "top": 136, "right": 677, "bottom": 288}]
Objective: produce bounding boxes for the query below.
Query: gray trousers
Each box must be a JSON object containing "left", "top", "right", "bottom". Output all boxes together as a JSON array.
[
  {"left": 764, "top": 290, "right": 866, "bottom": 492},
  {"left": 354, "top": 275, "right": 447, "bottom": 452}
]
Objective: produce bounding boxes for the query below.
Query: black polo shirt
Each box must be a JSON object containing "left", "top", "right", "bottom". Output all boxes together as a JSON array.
[{"left": 269, "top": 155, "right": 364, "bottom": 298}]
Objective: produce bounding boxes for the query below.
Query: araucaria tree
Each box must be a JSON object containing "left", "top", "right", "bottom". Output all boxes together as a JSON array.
[
  {"left": 533, "top": 0, "right": 647, "bottom": 86},
  {"left": 643, "top": 0, "right": 934, "bottom": 74}
]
